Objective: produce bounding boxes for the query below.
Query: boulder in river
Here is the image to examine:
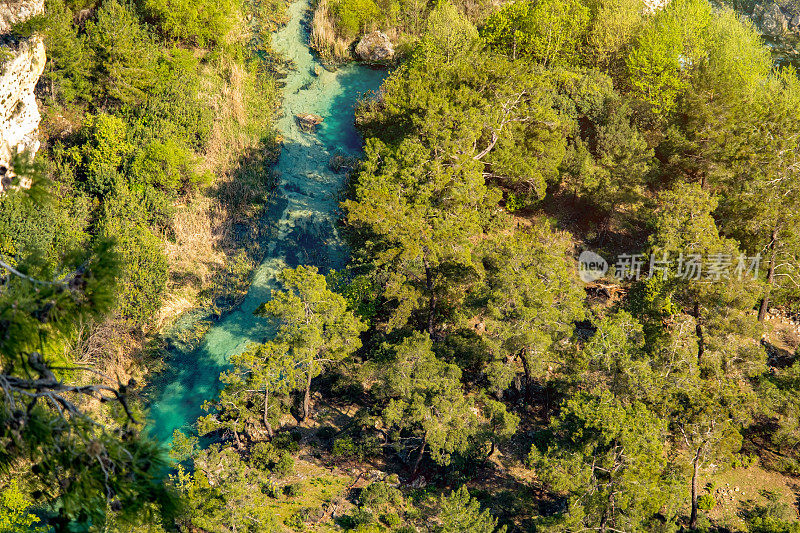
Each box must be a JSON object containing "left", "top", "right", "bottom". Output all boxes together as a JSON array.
[
  {"left": 296, "top": 112, "right": 323, "bottom": 133},
  {"left": 329, "top": 153, "right": 358, "bottom": 173},
  {"left": 754, "top": 2, "right": 788, "bottom": 37},
  {"left": 355, "top": 31, "right": 395, "bottom": 64}
]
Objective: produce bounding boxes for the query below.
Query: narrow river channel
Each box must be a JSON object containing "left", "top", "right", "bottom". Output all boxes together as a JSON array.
[{"left": 146, "top": 0, "right": 386, "bottom": 442}]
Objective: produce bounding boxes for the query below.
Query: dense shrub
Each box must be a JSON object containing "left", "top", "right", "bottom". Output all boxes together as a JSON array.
[
  {"left": 72, "top": 114, "right": 132, "bottom": 198},
  {"left": 140, "top": 0, "right": 239, "bottom": 46},
  {"left": 101, "top": 186, "right": 168, "bottom": 323},
  {"left": 328, "top": 0, "right": 380, "bottom": 40}
]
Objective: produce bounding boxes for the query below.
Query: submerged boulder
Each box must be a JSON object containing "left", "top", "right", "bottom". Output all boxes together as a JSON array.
[
  {"left": 296, "top": 112, "right": 323, "bottom": 133},
  {"left": 355, "top": 31, "right": 394, "bottom": 64}
]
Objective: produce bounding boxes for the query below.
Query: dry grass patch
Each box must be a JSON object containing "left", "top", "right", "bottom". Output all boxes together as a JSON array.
[
  {"left": 311, "top": 0, "right": 353, "bottom": 63},
  {"left": 705, "top": 463, "right": 799, "bottom": 530}
]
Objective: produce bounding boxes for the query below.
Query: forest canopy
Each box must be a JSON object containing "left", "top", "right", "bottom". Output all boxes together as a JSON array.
[{"left": 4, "top": 0, "right": 800, "bottom": 531}]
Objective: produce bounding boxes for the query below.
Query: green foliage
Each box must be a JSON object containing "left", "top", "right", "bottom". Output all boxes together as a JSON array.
[
  {"left": 422, "top": 1, "right": 478, "bottom": 61},
  {"left": 73, "top": 113, "right": 132, "bottom": 197},
  {"left": 332, "top": 434, "right": 381, "bottom": 461},
  {"left": 0, "top": 171, "right": 175, "bottom": 528},
  {"left": 481, "top": 0, "right": 590, "bottom": 66},
  {"left": 329, "top": 0, "right": 380, "bottom": 40},
  {"left": 86, "top": 0, "right": 159, "bottom": 106},
  {"left": 557, "top": 68, "right": 653, "bottom": 209},
  {"left": 101, "top": 185, "right": 169, "bottom": 323},
  {"left": 480, "top": 223, "right": 585, "bottom": 389},
  {"left": 746, "top": 493, "right": 800, "bottom": 533},
  {"left": 697, "top": 493, "right": 716, "bottom": 511},
  {"left": 250, "top": 441, "right": 295, "bottom": 476},
  {"left": 627, "top": 0, "right": 713, "bottom": 115},
  {"left": 256, "top": 266, "right": 366, "bottom": 419},
  {"left": 382, "top": 333, "right": 480, "bottom": 469},
  {"left": 327, "top": 269, "right": 380, "bottom": 321},
  {"left": 583, "top": 0, "right": 645, "bottom": 68},
  {"left": 39, "top": 0, "right": 93, "bottom": 104},
  {"left": 531, "top": 390, "right": 677, "bottom": 531},
  {"left": 129, "top": 138, "right": 205, "bottom": 194},
  {"left": 172, "top": 446, "right": 280, "bottom": 531},
  {"left": 141, "top": 0, "right": 239, "bottom": 46},
  {"left": 284, "top": 483, "right": 303, "bottom": 498},
  {"left": 170, "top": 430, "right": 199, "bottom": 462},
  {"left": 434, "top": 486, "right": 504, "bottom": 533},
  {"left": 0, "top": 481, "right": 48, "bottom": 533}
]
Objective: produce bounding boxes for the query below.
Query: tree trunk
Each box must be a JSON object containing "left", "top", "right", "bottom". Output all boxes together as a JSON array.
[
  {"left": 758, "top": 229, "right": 779, "bottom": 322},
  {"left": 302, "top": 370, "right": 313, "bottom": 421},
  {"left": 520, "top": 348, "right": 532, "bottom": 401},
  {"left": 424, "top": 258, "right": 436, "bottom": 339},
  {"left": 411, "top": 434, "right": 427, "bottom": 477},
  {"left": 263, "top": 386, "right": 274, "bottom": 440},
  {"left": 693, "top": 301, "right": 704, "bottom": 365},
  {"left": 690, "top": 446, "right": 702, "bottom": 530},
  {"left": 483, "top": 441, "right": 495, "bottom": 465}
]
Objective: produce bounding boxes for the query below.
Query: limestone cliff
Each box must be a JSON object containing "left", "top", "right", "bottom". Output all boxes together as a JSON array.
[{"left": 0, "top": 0, "right": 45, "bottom": 191}]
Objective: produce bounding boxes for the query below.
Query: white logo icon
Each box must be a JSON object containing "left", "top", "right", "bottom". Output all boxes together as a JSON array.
[{"left": 579, "top": 250, "right": 608, "bottom": 283}]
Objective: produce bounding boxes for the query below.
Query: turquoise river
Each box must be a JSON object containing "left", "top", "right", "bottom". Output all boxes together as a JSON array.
[{"left": 146, "top": 0, "right": 386, "bottom": 442}]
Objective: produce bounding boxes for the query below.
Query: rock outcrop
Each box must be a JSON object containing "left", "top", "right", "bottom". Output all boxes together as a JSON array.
[
  {"left": 0, "top": 0, "right": 45, "bottom": 191},
  {"left": 643, "top": 0, "right": 670, "bottom": 12},
  {"left": 0, "top": 0, "right": 44, "bottom": 34},
  {"left": 355, "top": 31, "right": 394, "bottom": 64},
  {"left": 754, "top": 1, "right": 789, "bottom": 37},
  {"left": 296, "top": 112, "right": 324, "bottom": 133}
]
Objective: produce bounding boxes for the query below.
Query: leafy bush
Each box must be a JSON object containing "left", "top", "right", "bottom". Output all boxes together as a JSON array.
[
  {"left": 360, "top": 482, "right": 403, "bottom": 510},
  {"left": 481, "top": 0, "right": 590, "bottom": 65},
  {"left": 86, "top": 0, "right": 159, "bottom": 106},
  {"left": 250, "top": 441, "right": 295, "bottom": 476},
  {"left": 274, "top": 431, "right": 301, "bottom": 453},
  {"left": 129, "top": 138, "right": 207, "bottom": 194},
  {"left": 283, "top": 483, "right": 303, "bottom": 498},
  {"left": 101, "top": 186, "right": 168, "bottom": 323},
  {"left": 745, "top": 493, "right": 800, "bottom": 533},
  {"left": 140, "top": 0, "right": 239, "bottom": 46},
  {"left": 381, "top": 511, "right": 401, "bottom": 527},
  {"left": 697, "top": 494, "right": 716, "bottom": 511},
  {"left": 329, "top": 0, "right": 379, "bottom": 40},
  {"left": 124, "top": 47, "right": 213, "bottom": 149},
  {"left": 73, "top": 114, "right": 132, "bottom": 198}
]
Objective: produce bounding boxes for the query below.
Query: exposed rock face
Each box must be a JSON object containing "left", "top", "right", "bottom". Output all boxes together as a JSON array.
[
  {"left": 0, "top": 0, "right": 45, "bottom": 191},
  {"left": 355, "top": 31, "right": 394, "bottom": 64},
  {"left": 296, "top": 112, "right": 324, "bottom": 133},
  {"left": 643, "top": 0, "right": 670, "bottom": 12},
  {"left": 755, "top": 2, "right": 789, "bottom": 37},
  {"left": 0, "top": 0, "right": 44, "bottom": 34}
]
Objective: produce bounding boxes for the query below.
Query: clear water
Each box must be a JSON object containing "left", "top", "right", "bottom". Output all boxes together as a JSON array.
[{"left": 146, "top": 0, "right": 386, "bottom": 443}]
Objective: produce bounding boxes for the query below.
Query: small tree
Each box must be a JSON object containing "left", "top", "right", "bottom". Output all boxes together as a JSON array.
[
  {"left": 229, "top": 342, "right": 302, "bottom": 439},
  {"left": 198, "top": 342, "right": 303, "bottom": 444},
  {"left": 480, "top": 224, "right": 585, "bottom": 398},
  {"left": 531, "top": 390, "right": 677, "bottom": 532},
  {"left": 256, "top": 266, "right": 366, "bottom": 420},
  {"left": 434, "top": 486, "right": 505, "bottom": 533},
  {"left": 382, "top": 332, "right": 480, "bottom": 475}
]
